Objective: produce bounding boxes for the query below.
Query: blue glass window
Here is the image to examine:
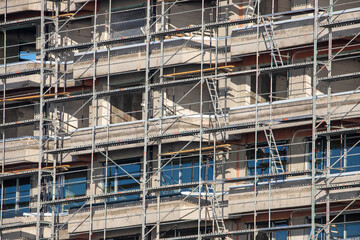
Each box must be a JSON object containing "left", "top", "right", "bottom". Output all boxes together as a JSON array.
[
  {"left": 309, "top": 135, "right": 360, "bottom": 173},
  {"left": 3, "top": 179, "right": 16, "bottom": 218},
  {"left": 48, "top": 167, "right": 88, "bottom": 212},
  {"left": 2, "top": 177, "right": 30, "bottom": 218},
  {"left": 316, "top": 213, "right": 360, "bottom": 239},
  {"left": 343, "top": 135, "right": 360, "bottom": 172},
  {"left": 103, "top": 158, "right": 141, "bottom": 202},
  {"left": 64, "top": 169, "right": 87, "bottom": 198},
  {"left": 160, "top": 157, "right": 214, "bottom": 196},
  {"left": 18, "top": 178, "right": 31, "bottom": 215},
  {"left": 346, "top": 221, "right": 360, "bottom": 238},
  {"left": 247, "top": 142, "right": 288, "bottom": 181},
  {"left": 274, "top": 220, "right": 288, "bottom": 240},
  {"left": 246, "top": 220, "right": 288, "bottom": 240}
]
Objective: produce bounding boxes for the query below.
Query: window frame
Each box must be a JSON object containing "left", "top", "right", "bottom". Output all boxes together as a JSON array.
[
  {"left": 315, "top": 213, "right": 360, "bottom": 239},
  {"left": 160, "top": 155, "right": 214, "bottom": 196},
  {"left": 246, "top": 140, "right": 288, "bottom": 181},
  {"left": 102, "top": 157, "right": 141, "bottom": 202},
  {"left": 2, "top": 177, "right": 31, "bottom": 218},
  {"left": 308, "top": 134, "right": 360, "bottom": 173}
]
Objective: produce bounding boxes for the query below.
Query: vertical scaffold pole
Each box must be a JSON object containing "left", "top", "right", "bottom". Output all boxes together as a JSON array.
[
  {"left": 89, "top": 0, "right": 98, "bottom": 239},
  {"left": 254, "top": 1, "right": 261, "bottom": 239},
  {"left": 103, "top": 1, "right": 112, "bottom": 239},
  {"left": 0, "top": 1, "right": 7, "bottom": 238},
  {"left": 36, "top": 0, "right": 46, "bottom": 239},
  {"left": 311, "top": 0, "right": 319, "bottom": 239},
  {"left": 142, "top": 0, "right": 152, "bottom": 239},
  {"left": 198, "top": 0, "right": 205, "bottom": 238},
  {"left": 156, "top": 0, "right": 165, "bottom": 239},
  {"left": 51, "top": 1, "right": 60, "bottom": 238},
  {"left": 325, "top": 0, "right": 333, "bottom": 239}
]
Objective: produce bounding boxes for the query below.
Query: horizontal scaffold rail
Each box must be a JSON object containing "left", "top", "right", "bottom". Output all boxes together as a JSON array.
[
  {"left": 45, "top": 61, "right": 313, "bottom": 104},
  {"left": 45, "top": 85, "right": 146, "bottom": 104},
  {"left": 317, "top": 126, "right": 360, "bottom": 136},
  {"left": 162, "top": 65, "right": 234, "bottom": 78},
  {"left": 161, "top": 224, "right": 312, "bottom": 240},
  {"left": 45, "top": 123, "right": 257, "bottom": 154},
  {"left": 0, "top": 92, "right": 70, "bottom": 103},
  {"left": 159, "top": 144, "right": 231, "bottom": 156},
  {"left": 318, "top": 71, "right": 360, "bottom": 82},
  {"left": 0, "top": 119, "right": 52, "bottom": 130},
  {"left": 225, "top": 170, "right": 312, "bottom": 182},
  {"left": 320, "top": 17, "right": 360, "bottom": 28},
  {"left": 0, "top": 165, "right": 69, "bottom": 180},
  {"left": 0, "top": 13, "right": 77, "bottom": 30},
  {"left": 0, "top": 68, "right": 52, "bottom": 79},
  {"left": 0, "top": 221, "right": 49, "bottom": 231},
  {"left": 317, "top": 181, "right": 360, "bottom": 191},
  {"left": 0, "top": 17, "right": 53, "bottom": 30}
]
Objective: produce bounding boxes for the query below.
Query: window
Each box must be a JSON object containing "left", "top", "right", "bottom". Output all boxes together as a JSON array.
[
  {"left": 274, "top": 220, "right": 289, "bottom": 240},
  {"left": 1, "top": 28, "right": 36, "bottom": 63},
  {"left": 110, "top": 92, "right": 142, "bottom": 123},
  {"left": 102, "top": 235, "right": 140, "bottom": 240},
  {"left": 52, "top": 167, "right": 87, "bottom": 211},
  {"left": 2, "top": 177, "right": 30, "bottom": 218},
  {"left": 246, "top": 141, "right": 288, "bottom": 181},
  {"left": 247, "top": 220, "right": 289, "bottom": 240},
  {"left": 109, "top": 5, "right": 146, "bottom": 39},
  {"left": 161, "top": 226, "right": 212, "bottom": 238},
  {"left": 103, "top": 158, "right": 141, "bottom": 202},
  {"left": 315, "top": 213, "right": 360, "bottom": 239},
  {"left": 309, "top": 134, "right": 360, "bottom": 173},
  {"left": 64, "top": 168, "right": 87, "bottom": 198},
  {"left": 251, "top": 72, "right": 288, "bottom": 103},
  {"left": 161, "top": 156, "right": 213, "bottom": 195}
]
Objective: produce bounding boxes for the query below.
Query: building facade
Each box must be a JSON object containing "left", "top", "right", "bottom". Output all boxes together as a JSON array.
[{"left": 0, "top": 0, "right": 360, "bottom": 239}]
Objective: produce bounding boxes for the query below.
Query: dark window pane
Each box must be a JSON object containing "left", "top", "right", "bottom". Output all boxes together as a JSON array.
[
  {"left": 3, "top": 178, "right": 30, "bottom": 217},
  {"left": 65, "top": 169, "right": 87, "bottom": 197},
  {"left": 111, "top": 8, "right": 146, "bottom": 39}
]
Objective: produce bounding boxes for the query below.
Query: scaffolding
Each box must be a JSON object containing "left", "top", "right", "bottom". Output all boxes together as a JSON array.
[{"left": 1, "top": 0, "right": 360, "bottom": 239}]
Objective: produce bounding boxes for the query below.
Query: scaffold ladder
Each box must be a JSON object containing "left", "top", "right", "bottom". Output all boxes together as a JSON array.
[
  {"left": 206, "top": 77, "right": 226, "bottom": 128},
  {"left": 263, "top": 18, "right": 284, "bottom": 67},
  {"left": 263, "top": 126, "right": 285, "bottom": 174},
  {"left": 330, "top": 224, "right": 340, "bottom": 240},
  {"left": 205, "top": 183, "right": 226, "bottom": 233},
  {"left": 245, "top": 0, "right": 259, "bottom": 17}
]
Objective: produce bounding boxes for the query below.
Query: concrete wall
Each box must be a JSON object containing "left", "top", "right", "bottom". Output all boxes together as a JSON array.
[
  {"left": 317, "top": 59, "right": 360, "bottom": 94},
  {"left": 289, "top": 60, "right": 312, "bottom": 99},
  {"left": 49, "top": 99, "right": 90, "bottom": 133}
]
